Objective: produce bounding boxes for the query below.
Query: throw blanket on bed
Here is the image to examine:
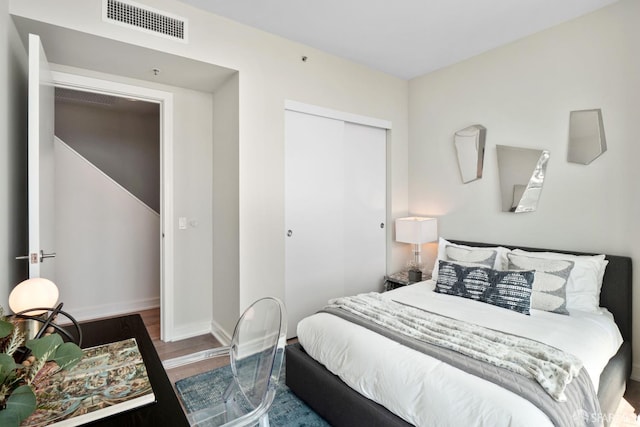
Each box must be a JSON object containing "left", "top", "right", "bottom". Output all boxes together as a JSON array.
[{"left": 323, "top": 293, "right": 602, "bottom": 427}]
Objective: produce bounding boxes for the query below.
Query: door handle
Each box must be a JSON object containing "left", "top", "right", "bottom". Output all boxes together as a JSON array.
[
  {"left": 40, "top": 250, "right": 56, "bottom": 262},
  {"left": 15, "top": 253, "right": 39, "bottom": 264},
  {"left": 15, "top": 251, "right": 56, "bottom": 263}
]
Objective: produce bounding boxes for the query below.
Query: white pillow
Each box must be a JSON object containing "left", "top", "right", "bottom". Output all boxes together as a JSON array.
[
  {"left": 507, "top": 252, "right": 572, "bottom": 315},
  {"left": 512, "top": 249, "right": 607, "bottom": 313},
  {"left": 432, "top": 238, "right": 511, "bottom": 281}
]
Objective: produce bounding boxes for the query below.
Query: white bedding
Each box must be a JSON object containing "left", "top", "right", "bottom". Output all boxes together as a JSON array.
[{"left": 297, "top": 280, "right": 623, "bottom": 427}]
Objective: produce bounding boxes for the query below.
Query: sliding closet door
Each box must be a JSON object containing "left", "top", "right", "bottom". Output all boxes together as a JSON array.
[
  {"left": 285, "top": 109, "right": 386, "bottom": 338},
  {"left": 342, "top": 122, "right": 386, "bottom": 295},
  {"left": 285, "top": 111, "right": 345, "bottom": 338}
]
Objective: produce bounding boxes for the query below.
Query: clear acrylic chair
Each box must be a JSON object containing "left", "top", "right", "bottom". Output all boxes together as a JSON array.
[{"left": 163, "top": 297, "right": 287, "bottom": 427}]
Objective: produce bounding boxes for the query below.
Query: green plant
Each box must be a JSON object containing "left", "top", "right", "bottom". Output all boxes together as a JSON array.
[{"left": 0, "top": 307, "right": 83, "bottom": 427}]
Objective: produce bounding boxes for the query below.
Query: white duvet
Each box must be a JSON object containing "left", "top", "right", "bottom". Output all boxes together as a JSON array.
[{"left": 297, "top": 280, "right": 623, "bottom": 427}]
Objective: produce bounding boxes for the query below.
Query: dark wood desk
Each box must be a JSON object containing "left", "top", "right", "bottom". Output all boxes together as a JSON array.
[{"left": 79, "top": 315, "right": 189, "bottom": 426}]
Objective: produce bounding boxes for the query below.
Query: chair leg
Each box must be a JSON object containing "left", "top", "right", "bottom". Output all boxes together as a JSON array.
[
  {"left": 258, "top": 414, "right": 270, "bottom": 427},
  {"left": 186, "top": 404, "right": 227, "bottom": 426},
  {"left": 162, "top": 346, "right": 230, "bottom": 370}
]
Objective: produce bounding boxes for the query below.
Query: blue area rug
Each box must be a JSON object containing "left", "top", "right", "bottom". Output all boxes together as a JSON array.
[{"left": 175, "top": 363, "right": 329, "bottom": 426}]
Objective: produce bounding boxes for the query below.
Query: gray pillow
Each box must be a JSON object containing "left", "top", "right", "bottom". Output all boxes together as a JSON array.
[
  {"left": 435, "top": 260, "right": 534, "bottom": 315},
  {"left": 507, "top": 253, "right": 574, "bottom": 315},
  {"left": 444, "top": 245, "right": 497, "bottom": 269}
]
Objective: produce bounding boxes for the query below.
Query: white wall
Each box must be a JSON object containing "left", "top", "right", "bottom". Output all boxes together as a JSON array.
[
  {"left": 0, "top": 0, "right": 28, "bottom": 307},
  {"left": 55, "top": 100, "right": 160, "bottom": 212},
  {"left": 409, "top": 0, "right": 640, "bottom": 371},
  {"left": 9, "top": 0, "right": 409, "bottom": 336},
  {"left": 211, "top": 73, "right": 239, "bottom": 342},
  {"left": 170, "top": 83, "right": 215, "bottom": 338},
  {"left": 54, "top": 138, "right": 160, "bottom": 319}
]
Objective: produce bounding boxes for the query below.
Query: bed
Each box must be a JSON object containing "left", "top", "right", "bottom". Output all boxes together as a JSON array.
[{"left": 285, "top": 240, "right": 632, "bottom": 426}]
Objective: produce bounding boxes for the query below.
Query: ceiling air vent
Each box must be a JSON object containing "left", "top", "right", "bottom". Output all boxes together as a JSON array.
[
  {"left": 103, "top": 0, "right": 188, "bottom": 42},
  {"left": 55, "top": 87, "right": 118, "bottom": 106}
]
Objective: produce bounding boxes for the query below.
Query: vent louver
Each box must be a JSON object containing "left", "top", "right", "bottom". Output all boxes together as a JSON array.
[
  {"left": 55, "top": 87, "right": 118, "bottom": 106},
  {"left": 104, "top": 0, "right": 187, "bottom": 42}
]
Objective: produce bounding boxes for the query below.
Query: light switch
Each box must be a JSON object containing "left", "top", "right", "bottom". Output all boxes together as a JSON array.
[{"left": 178, "top": 217, "right": 187, "bottom": 230}]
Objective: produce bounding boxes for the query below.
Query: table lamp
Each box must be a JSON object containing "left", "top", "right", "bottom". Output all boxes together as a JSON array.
[
  {"left": 395, "top": 217, "right": 438, "bottom": 282},
  {"left": 9, "top": 277, "right": 59, "bottom": 317},
  {"left": 8, "top": 278, "right": 82, "bottom": 349}
]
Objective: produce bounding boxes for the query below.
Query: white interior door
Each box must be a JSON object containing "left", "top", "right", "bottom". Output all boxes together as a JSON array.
[
  {"left": 342, "top": 122, "right": 386, "bottom": 295},
  {"left": 285, "top": 111, "right": 345, "bottom": 337},
  {"left": 25, "top": 33, "right": 56, "bottom": 279},
  {"left": 285, "top": 109, "right": 387, "bottom": 338}
]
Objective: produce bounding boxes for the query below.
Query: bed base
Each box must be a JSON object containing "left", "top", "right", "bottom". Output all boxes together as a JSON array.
[
  {"left": 286, "top": 342, "right": 412, "bottom": 427},
  {"left": 286, "top": 243, "right": 632, "bottom": 426},
  {"left": 598, "top": 341, "right": 632, "bottom": 422},
  {"left": 286, "top": 341, "right": 630, "bottom": 427}
]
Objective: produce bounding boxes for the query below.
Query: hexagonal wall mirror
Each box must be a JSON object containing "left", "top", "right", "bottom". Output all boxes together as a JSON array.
[
  {"left": 454, "top": 124, "right": 486, "bottom": 183},
  {"left": 497, "top": 145, "right": 550, "bottom": 213},
  {"left": 568, "top": 109, "right": 607, "bottom": 165}
]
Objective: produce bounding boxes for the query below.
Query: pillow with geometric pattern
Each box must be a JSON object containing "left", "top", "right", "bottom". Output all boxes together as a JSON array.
[
  {"left": 507, "top": 253, "right": 574, "bottom": 315},
  {"left": 435, "top": 260, "right": 534, "bottom": 315},
  {"left": 512, "top": 249, "right": 607, "bottom": 313},
  {"left": 431, "top": 238, "right": 511, "bottom": 281}
]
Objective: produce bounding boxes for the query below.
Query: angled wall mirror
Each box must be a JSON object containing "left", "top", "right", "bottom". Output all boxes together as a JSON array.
[
  {"left": 496, "top": 145, "right": 550, "bottom": 213},
  {"left": 568, "top": 109, "right": 607, "bottom": 165},
  {"left": 454, "top": 124, "right": 486, "bottom": 183}
]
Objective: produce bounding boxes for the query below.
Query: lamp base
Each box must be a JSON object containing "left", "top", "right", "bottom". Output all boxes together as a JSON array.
[
  {"left": 408, "top": 270, "right": 423, "bottom": 283},
  {"left": 11, "top": 302, "right": 83, "bottom": 362},
  {"left": 13, "top": 303, "right": 82, "bottom": 343},
  {"left": 13, "top": 317, "right": 46, "bottom": 341}
]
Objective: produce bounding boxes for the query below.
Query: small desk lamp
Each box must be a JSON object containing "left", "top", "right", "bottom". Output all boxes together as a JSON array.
[
  {"left": 9, "top": 278, "right": 82, "bottom": 352},
  {"left": 395, "top": 217, "right": 438, "bottom": 282}
]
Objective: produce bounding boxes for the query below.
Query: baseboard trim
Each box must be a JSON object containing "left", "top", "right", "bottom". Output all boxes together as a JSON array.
[
  {"left": 65, "top": 297, "right": 160, "bottom": 322},
  {"left": 211, "top": 318, "right": 232, "bottom": 346},
  {"left": 168, "top": 320, "right": 212, "bottom": 342}
]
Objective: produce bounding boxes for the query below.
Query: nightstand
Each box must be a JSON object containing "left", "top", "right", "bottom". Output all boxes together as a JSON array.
[{"left": 384, "top": 270, "right": 430, "bottom": 291}]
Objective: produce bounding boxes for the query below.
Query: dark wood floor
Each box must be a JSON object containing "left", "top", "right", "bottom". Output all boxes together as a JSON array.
[
  {"left": 137, "top": 308, "right": 640, "bottom": 426},
  {"left": 137, "top": 308, "right": 228, "bottom": 387}
]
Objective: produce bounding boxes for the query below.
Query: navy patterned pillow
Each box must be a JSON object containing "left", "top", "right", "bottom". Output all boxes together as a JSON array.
[
  {"left": 435, "top": 260, "right": 534, "bottom": 315},
  {"left": 435, "top": 260, "right": 489, "bottom": 301},
  {"left": 483, "top": 270, "right": 536, "bottom": 314}
]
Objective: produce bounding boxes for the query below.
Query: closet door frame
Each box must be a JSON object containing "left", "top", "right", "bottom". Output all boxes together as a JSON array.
[{"left": 285, "top": 100, "right": 392, "bottom": 130}]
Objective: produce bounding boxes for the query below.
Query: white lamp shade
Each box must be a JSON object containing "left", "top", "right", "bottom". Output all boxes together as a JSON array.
[
  {"left": 395, "top": 217, "right": 438, "bottom": 244},
  {"left": 9, "top": 278, "right": 59, "bottom": 315}
]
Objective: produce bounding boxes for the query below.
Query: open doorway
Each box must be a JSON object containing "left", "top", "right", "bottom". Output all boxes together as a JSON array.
[
  {"left": 50, "top": 71, "right": 175, "bottom": 341},
  {"left": 54, "top": 87, "right": 162, "bottom": 329}
]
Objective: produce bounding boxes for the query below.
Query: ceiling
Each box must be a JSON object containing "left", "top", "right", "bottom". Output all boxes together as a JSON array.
[
  {"left": 179, "top": 0, "right": 619, "bottom": 79},
  {"left": 13, "top": 16, "right": 237, "bottom": 93}
]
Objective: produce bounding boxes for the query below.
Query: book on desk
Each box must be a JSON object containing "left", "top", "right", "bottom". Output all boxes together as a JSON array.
[{"left": 22, "top": 338, "right": 156, "bottom": 427}]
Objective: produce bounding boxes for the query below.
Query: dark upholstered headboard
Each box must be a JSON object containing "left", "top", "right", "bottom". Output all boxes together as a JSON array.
[{"left": 449, "top": 241, "right": 633, "bottom": 343}]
